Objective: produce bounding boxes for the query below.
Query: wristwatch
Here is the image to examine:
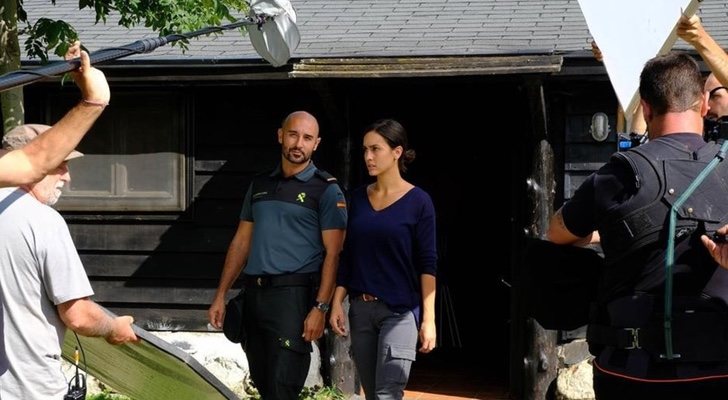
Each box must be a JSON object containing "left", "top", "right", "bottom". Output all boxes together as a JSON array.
[{"left": 313, "top": 301, "right": 330, "bottom": 313}]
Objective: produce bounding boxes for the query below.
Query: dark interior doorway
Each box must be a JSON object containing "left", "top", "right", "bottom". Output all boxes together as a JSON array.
[{"left": 342, "top": 76, "right": 530, "bottom": 393}]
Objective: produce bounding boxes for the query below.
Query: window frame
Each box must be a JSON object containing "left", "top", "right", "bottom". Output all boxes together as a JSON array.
[{"left": 45, "top": 89, "right": 191, "bottom": 213}]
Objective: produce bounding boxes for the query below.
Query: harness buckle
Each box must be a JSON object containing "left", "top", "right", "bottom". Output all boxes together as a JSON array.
[{"left": 624, "top": 327, "right": 641, "bottom": 349}]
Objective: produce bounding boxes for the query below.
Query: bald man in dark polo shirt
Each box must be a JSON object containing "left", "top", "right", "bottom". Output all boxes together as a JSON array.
[{"left": 209, "top": 111, "right": 347, "bottom": 399}]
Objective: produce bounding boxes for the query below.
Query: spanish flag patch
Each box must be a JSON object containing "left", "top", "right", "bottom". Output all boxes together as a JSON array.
[{"left": 336, "top": 201, "right": 347, "bottom": 208}]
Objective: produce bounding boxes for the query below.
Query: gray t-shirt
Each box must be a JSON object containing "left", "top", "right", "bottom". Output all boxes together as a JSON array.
[{"left": 0, "top": 187, "right": 94, "bottom": 399}]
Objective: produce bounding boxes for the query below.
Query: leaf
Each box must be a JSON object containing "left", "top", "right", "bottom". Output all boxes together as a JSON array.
[
  {"left": 45, "top": 21, "right": 62, "bottom": 48},
  {"left": 17, "top": 4, "right": 27, "bottom": 23}
]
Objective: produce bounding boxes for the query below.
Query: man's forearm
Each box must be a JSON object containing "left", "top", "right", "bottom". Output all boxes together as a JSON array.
[
  {"left": 81, "top": 306, "right": 115, "bottom": 337},
  {"left": 58, "top": 298, "right": 114, "bottom": 337},
  {"left": 23, "top": 102, "right": 104, "bottom": 177},
  {"left": 694, "top": 35, "right": 728, "bottom": 88},
  {"left": 679, "top": 15, "right": 728, "bottom": 87},
  {"left": 318, "top": 229, "right": 345, "bottom": 303},
  {"left": 213, "top": 244, "right": 247, "bottom": 301},
  {"left": 0, "top": 102, "right": 104, "bottom": 187},
  {"left": 316, "top": 253, "right": 339, "bottom": 303}
]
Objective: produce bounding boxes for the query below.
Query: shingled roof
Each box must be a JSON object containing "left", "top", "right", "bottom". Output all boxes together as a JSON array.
[{"left": 18, "top": 0, "right": 728, "bottom": 63}]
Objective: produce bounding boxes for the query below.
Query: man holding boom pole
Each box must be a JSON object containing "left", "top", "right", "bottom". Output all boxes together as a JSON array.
[{"left": 0, "top": 41, "right": 108, "bottom": 188}]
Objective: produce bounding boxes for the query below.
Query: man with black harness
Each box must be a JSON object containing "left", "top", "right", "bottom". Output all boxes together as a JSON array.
[
  {"left": 548, "top": 53, "right": 728, "bottom": 399},
  {"left": 208, "top": 111, "right": 347, "bottom": 399}
]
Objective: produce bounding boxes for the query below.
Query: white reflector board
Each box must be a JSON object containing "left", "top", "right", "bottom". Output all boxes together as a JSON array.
[{"left": 577, "top": 0, "right": 699, "bottom": 116}]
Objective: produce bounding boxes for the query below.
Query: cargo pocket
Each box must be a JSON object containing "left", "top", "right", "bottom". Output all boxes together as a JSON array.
[
  {"left": 382, "top": 344, "right": 417, "bottom": 388},
  {"left": 276, "top": 336, "right": 313, "bottom": 392},
  {"left": 277, "top": 336, "right": 312, "bottom": 354}
]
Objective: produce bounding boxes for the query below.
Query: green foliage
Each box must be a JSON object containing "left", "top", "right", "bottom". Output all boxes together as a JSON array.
[
  {"left": 86, "top": 391, "right": 130, "bottom": 400},
  {"left": 243, "top": 385, "right": 346, "bottom": 400},
  {"left": 15, "top": 0, "right": 249, "bottom": 61},
  {"left": 298, "top": 385, "right": 347, "bottom": 400},
  {"left": 22, "top": 18, "right": 78, "bottom": 62}
]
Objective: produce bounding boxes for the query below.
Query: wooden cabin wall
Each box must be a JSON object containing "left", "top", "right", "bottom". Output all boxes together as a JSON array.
[
  {"left": 22, "top": 74, "right": 535, "bottom": 382},
  {"left": 24, "top": 80, "right": 345, "bottom": 330}
]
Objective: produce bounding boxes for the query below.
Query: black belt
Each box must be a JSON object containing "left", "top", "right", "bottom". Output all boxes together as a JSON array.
[
  {"left": 243, "top": 272, "right": 319, "bottom": 288},
  {"left": 588, "top": 310, "right": 728, "bottom": 362}
]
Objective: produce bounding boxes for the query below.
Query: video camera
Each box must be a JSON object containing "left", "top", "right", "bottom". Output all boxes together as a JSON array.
[
  {"left": 704, "top": 116, "right": 728, "bottom": 143},
  {"left": 614, "top": 115, "right": 728, "bottom": 149},
  {"left": 617, "top": 132, "right": 647, "bottom": 152}
]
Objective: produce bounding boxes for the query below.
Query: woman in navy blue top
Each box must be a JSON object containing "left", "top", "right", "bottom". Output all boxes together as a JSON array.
[{"left": 330, "top": 119, "right": 437, "bottom": 400}]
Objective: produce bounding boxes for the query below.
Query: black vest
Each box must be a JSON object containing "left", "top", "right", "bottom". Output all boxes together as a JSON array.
[
  {"left": 599, "top": 138, "right": 728, "bottom": 277},
  {"left": 587, "top": 138, "right": 728, "bottom": 364}
]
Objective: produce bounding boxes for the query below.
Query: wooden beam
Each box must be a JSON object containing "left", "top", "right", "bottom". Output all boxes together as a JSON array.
[
  {"left": 511, "top": 77, "right": 559, "bottom": 400},
  {"left": 290, "top": 55, "right": 563, "bottom": 78}
]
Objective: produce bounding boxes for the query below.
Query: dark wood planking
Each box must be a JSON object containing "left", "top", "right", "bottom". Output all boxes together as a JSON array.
[
  {"left": 81, "top": 253, "right": 225, "bottom": 279},
  {"left": 69, "top": 224, "right": 235, "bottom": 252},
  {"left": 90, "top": 280, "right": 220, "bottom": 304},
  {"left": 193, "top": 175, "right": 251, "bottom": 200}
]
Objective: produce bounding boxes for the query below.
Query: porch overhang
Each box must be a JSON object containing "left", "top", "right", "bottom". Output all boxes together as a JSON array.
[{"left": 290, "top": 55, "right": 563, "bottom": 78}]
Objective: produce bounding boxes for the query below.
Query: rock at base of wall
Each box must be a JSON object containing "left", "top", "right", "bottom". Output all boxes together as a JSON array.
[{"left": 555, "top": 358, "right": 595, "bottom": 400}]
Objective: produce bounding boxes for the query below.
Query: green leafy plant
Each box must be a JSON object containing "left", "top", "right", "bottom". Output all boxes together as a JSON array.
[
  {"left": 243, "top": 384, "right": 346, "bottom": 400},
  {"left": 299, "top": 385, "right": 346, "bottom": 400},
  {"left": 86, "top": 390, "right": 130, "bottom": 400}
]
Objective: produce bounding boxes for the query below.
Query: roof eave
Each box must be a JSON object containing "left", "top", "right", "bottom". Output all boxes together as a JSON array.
[{"left": 290, "top": 55, "right": 563, "bottom": 78}]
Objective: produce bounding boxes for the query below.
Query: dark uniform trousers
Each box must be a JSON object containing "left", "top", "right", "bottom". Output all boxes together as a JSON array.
[{"left": 243, "top": 282, "right": 313, "bottom": 400}]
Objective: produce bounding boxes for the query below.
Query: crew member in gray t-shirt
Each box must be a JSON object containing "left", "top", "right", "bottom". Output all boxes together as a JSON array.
[{"left": 0, "top": 125, "right": 138, "bottom": 400}]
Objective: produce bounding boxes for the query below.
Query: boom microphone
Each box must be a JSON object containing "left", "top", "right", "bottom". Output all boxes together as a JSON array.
[{"left": 0, "top": 0, "right": 300, "bottom": 92}]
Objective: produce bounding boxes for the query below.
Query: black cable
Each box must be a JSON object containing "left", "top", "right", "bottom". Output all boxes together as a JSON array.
[
  {"left": 64, "top": 332, "right": 87, "bottom": 400},
  {"left": 75, "top": 332, "right": 87, "bottom": 376}
]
